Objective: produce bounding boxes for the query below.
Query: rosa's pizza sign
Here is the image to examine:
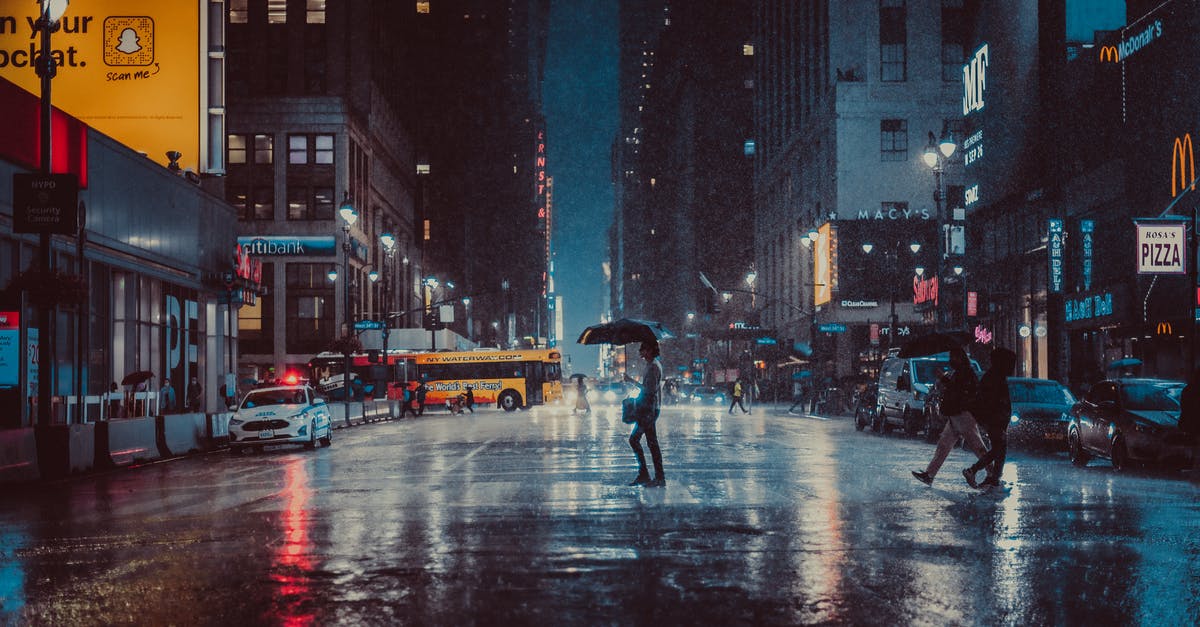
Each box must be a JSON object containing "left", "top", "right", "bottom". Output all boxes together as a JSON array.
[{"left": 1135, "top": 222, "right": 1186, "bottom": 275}]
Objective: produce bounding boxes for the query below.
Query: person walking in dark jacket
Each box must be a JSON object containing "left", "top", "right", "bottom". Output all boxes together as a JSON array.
[
  {"left": 625, "top": 340, "right": 666, "bottom": 487},
  {"left": 962, "top": 347, "right": 1017, "bottom": 489},
  {"left": 415, "top": 381, "right": 428, "bottom": 415},
  {"left": 912, "top": 347, "right": 988, "bottom": 486}
]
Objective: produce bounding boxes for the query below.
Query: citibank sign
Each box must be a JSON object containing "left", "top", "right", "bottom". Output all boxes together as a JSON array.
[{"left": 237, "top": 236, "right": 337, "bottom": 256}]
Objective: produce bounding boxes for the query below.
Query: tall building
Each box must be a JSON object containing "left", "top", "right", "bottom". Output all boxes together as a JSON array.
[
  {"left": 612, "top": 0, "right": 669, "bottom": 322},
  {"left": 752, "top": 0, "right": 965, "bottom": 380},
  {"left": 226, "top": 0, "right": 420, "bottom": 381},
  {"left": 410, "top": 0, "right": 551, "bottom": 350}
]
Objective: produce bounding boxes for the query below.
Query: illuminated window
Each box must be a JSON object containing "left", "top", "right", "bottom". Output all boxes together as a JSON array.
[
  {"left": 254, "top": 134, "right": 273, "bottom": 164},
  {"left": 268, "top": 0, "right": 287, "bottom": 24},
  {"left": 744, "top": 140, "right": 756, "bottom": 156},
  {"left": 743, "top": 43, "right": 754, "bottom": 56},
  {"left": 417, "top": 162, "right": 431, "bottom": 175},
  {"left": 417, "top": 2, "right": 430, "bottom": 14},
  {"left": 253, "top": 187, "right": 274, "bottom": 220},
  {"left": 288, "top": 135, "right": 308, "bottom": 164},
  {"left": 287, "top": 187, "right": 309, "bottom": 220},
  {"left": 306, "top": 0, "right": 326, "bottom": 24},
  {"left": 880, "top": 119, "right": 908, "bottom": 161},
  {"left": 315, "top": 135, "right": 334, "bottom": 164},
  {"left": 880, "top": 0, "right": 907, "bottom": 82},
  {"left": 423, "top": 219, "right": 431, "bottom": 241},
  {"left": 228, "top": 134, "right": 247, "bottom": 164},
  {"left": 229, "top": 0, "right": 248, "bottom": 24}
]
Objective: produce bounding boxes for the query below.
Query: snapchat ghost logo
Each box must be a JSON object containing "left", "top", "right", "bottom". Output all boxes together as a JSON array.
[
  {"left": 116, "top": 28, "right": 142, "bottom": 54},
  {"left": 104, "top": 17, "right": 154, "bottom": 66}
]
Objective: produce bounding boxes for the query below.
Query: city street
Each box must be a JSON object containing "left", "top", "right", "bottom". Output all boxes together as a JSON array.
[{"left": 2, "top": 403, "right": 1199, "bottom": 625}]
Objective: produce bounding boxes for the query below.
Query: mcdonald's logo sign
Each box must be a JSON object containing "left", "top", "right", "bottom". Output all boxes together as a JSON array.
[
  {"left": 1172, "top": 134, "right": 1195, "bottom": 198},
  {"left": 1099, "top": 45, "right": 1120, "bottom": 63},
  {"left": 1156, "top": 321, "right": 1173, "bottom": 336}
]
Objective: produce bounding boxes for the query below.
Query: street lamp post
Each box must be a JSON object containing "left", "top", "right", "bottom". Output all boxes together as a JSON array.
[
  {"left": 922, "top": 130, "right": 957, "bottom": 332},
  {"left": 338, "top": 193, "right": 358, "bottom": 425},
  {"left": 379, "top": 232, "right": 396, "bottom": 354},
  {"left": 863, "top": 241, "right": 921, "bottom": 350},
  {"left": 34, "top": 1, "right": 69, "bottom": 432},
  {"left": 463, "top": 297, "right": 473, "bottom": 343}
]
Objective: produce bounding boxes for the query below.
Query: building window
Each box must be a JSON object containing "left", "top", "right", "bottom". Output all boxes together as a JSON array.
[
  {"left": 744, "top": 140, "right": 756, "bottom": 156},
  {"left": 228, "top": 187, "right": 249, "bottom": 220},
  {"left": 306, "top": 0, "right": 326, "bottom": 24},
  {"left": 228, "top": 135, "right": 247, "bottom": 164},
  {"left": 743, "top": 43, "right": 754, "bottom": 56},
  {"left": 254, "top": 134, "right": 273, "bottom": 164},
  {"left": 287, "top": 187, "right": 309, "bottom": 220},
  {"left": 286, "top": 263, "right": 336, "bottom": 354},
  {"left": 286, "top": 186, "right": 334, "bottom": 220},
  {"left": 268, "top": 0, "right": 287, "bottom": 24},
  {"left": 417, "top": 2, "right": 430, "bottom": 14},
  {"left": 942, "top": 0, "right": 965, "bottom": 82},
  {"left": 229, "top": 0, "right": 248, "bottom": 24},
  {"left": 289, "top": 135, "right": 308, "bottom": 164},
  {"left": 253, "top": 187, "right": 274, "bottom": 220},
  {"left": 315, "top": 135, "right": 334, "bottom": 164},
  {"left": 881, "top": 119, "right": 908, "bottom": 161},
  {"left": 880, "top": 0, "right": 907, "bottom": 82}
]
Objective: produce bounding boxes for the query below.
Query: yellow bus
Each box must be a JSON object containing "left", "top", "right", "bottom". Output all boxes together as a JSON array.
[{"left": 411, "top": 348, "right": 564, "bottom": 411}]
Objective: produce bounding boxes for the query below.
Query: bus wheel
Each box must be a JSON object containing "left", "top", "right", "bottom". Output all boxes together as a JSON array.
[{"left": 499, "top": 391, "right": 521, "bottom": 412}]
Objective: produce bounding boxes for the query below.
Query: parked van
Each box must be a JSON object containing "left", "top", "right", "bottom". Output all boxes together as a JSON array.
[{"left": 874, "top": 351, "right": 979, "bottom": 435}]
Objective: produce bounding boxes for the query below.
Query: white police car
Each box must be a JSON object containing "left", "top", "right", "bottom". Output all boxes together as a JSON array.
[{"left": 228, "top": 385, "right": 333, "bottom": 453}]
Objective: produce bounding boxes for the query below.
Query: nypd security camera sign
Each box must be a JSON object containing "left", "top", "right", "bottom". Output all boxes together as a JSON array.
[{"left": 1135, "top": 221, "right": 1186, "bottom": 274}]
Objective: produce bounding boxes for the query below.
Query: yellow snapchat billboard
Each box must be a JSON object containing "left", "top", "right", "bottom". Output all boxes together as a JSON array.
[{"left": 0, "top": 1, "right": 203, "bottom": 172}]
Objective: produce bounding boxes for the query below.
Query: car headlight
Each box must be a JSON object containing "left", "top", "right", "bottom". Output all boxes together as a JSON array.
[
  {"left": 604, "top": 391, "right": 617, "bottom": 401},
  {"left": 229, "top": 416, "right": 244, "bottom": 426},
  {"left": 629, "top": 388, "right": 641, "bottom": 399},
  {"left": 1010, "top": 413, "right": 1020, "bottom": 424},
  {"left": 1108, "top": 423, "right": 1116, "bottom": 438},
  {"left": 716, "top": 395, "right": 726, "bottom": 403},
  {"left": 915, "top": 391, "right": 927, "bottom": 401}
]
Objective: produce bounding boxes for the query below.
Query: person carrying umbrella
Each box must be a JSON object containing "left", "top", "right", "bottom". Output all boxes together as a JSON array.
[
  {"left": 572, "top": 376, "right": 591, "bottom": 415},
  {"left": 625, "top": 340, "right": 666, "bottom": 487},
  {"left": 912, "top": 346, "right": 988, "bottom": 486}
]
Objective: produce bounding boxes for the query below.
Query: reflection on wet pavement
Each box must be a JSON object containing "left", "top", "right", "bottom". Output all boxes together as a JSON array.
[{"left": 1, "top": 403, "right": 1198, "bottom": 624}]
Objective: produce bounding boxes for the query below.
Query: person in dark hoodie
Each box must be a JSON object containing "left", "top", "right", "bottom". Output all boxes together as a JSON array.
[{"left": 962, "top": 346, "right": 1017, "bottom": 489}]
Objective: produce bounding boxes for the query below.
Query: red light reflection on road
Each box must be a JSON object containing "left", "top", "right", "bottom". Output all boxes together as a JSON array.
[{"left": 271, "top": 459, "right": 316, "bottom": 626}]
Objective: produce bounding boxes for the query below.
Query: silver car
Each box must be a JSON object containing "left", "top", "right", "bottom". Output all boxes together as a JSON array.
[
  {"left": 1068, "top": 378, "right": 1189, "bottom": 470},
  {"left": 229, "top": 385, "right": 333, "bottom": 453}
]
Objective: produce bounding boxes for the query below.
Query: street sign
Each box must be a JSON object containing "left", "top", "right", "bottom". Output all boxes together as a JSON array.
[
  {"left": 817, "top": 322, "right": 847, "bottom": 333},
  {"left": 354, "top": 320, "right": 385, "bottom": 331},
  {"left": 755, "top": 336, "right": 777, "bottom": 345},
  {"left": 13, "top": 173, "right": 78, "bottom": 234}
]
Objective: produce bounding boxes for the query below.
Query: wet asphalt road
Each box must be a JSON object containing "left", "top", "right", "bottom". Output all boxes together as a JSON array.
[{"left": 2, "top": 402, "right": 1199, "bottom": 626}]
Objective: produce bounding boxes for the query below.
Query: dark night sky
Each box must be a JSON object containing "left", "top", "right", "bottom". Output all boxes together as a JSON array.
[{"left": 545, "top": 0, "right": 617, "bottom": 376}]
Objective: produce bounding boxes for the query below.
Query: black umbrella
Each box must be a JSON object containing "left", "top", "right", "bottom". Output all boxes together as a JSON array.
[
  {"left": 121, "top": 370, "right": 154, "bottom": 386},
  {"left": 569, "top": 373, "right": 589, "bottom": 382},
  {"left": 897, "top": 332, "right": 967, "bottom": 358},
  {"left": 577, "top": 318, "right": 674, "bottom": 346}
]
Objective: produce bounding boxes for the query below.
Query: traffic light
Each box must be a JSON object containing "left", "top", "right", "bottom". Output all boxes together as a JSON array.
[
  {"left": 423, "top": 307, "right": 444, "bottom": 330},
  {"left": 706, "top": 291, "right": 721, "bottom": 314}
]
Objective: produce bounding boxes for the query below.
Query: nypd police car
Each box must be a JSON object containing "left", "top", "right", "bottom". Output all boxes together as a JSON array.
[{"left": 229, "top": 385, "right": 333, "bottom": 453}]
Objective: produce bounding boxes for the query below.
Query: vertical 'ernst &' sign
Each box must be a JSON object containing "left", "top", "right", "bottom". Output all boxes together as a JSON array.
[{"left": 535, "top": 129, "right": 547, "bottom": 233}]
